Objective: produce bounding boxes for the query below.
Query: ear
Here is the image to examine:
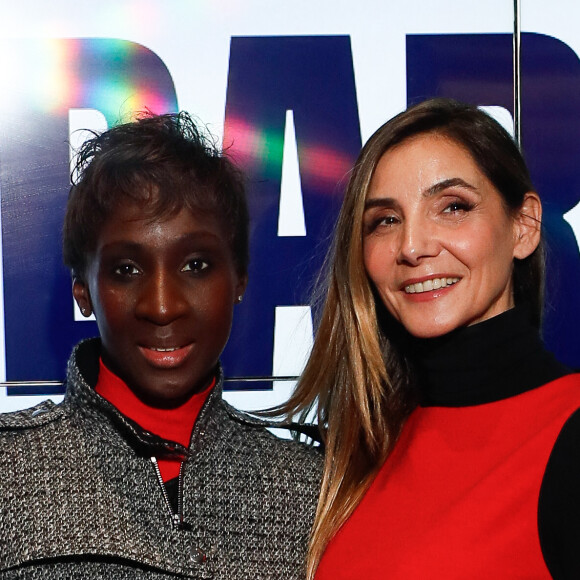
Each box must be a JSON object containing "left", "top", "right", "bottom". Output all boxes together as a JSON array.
[
  {"left": 234, "top": 274, "right": 248, "bottom": 304},
  {"left": 72, "top": 277, "right": 93, "bottom": 318},
  {"left": 513, "top": 192, "right": 542, "bottom": 260}
]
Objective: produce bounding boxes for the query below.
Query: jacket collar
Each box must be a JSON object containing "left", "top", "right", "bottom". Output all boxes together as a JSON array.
[{"left": 64, "top": 338, "right": 224, "bottom": 458}]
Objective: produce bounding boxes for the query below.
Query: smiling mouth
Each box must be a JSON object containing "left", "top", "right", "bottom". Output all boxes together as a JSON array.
[
  {"left": 139, "top": 344, "right": 194, "bottom": 368},
  {"left": 404, "top": 277, "right": 459, "bottom": 294},
  {"left": 149, "top": 346, "right": 182, "bottom": 352}
]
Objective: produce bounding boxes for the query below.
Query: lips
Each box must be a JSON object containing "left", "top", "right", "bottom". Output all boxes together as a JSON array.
[
  {"left": 404, "top": 277, "right": 460, "bottom": 294},
  {"left": 138, "top": 343, "right": 194, "bottom": 369}
]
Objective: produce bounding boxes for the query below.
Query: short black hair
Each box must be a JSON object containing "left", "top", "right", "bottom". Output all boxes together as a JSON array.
[{"left": 63, "top": 111, "right": 249, "bottom": 279}]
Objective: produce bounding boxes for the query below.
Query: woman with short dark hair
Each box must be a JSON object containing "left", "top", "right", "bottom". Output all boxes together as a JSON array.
[{"left": 0, "top": 112, "right": 321, "bottom": 579}]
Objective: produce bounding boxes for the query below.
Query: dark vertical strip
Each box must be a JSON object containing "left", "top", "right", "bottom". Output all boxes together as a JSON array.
[{"left": 513, "top": 0, "right": 522, "bottom": 146}]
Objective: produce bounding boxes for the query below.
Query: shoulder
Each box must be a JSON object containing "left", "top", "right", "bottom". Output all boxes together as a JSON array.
[
  {"left": 0, "top": 399, "right": 66, "bottom": 434},
  {"left": 541, "top": 402, "right": 580, "bottom": 494},
  {"left": 543, "top": 373, "right": 580, "bottom": 423},
  {"left": 0, "top": 399, "right": 71, "bottom": 494},
  {"left": 551, "top": 372, "right": 580, "bottom": 389},
  {"left": 213, "top": 398, "right": 323, "bottom": 475},
  {"left": 537, "top": 373, "right": 580, "bottom": 485},
  {"left": 223, "top": 399, "right": 323, "bottom": 457},
  {"left": 538, "top": 376, "right": 580, "bottom": 579},
  {"left": 526, "top": 372, "right": 580, "bottom": 423},
  {"left": 540, "top": 371, "right": 580, "bottom": 397},
  {"left": 0, "top": 399, "right": 71, "bottom": 469}
]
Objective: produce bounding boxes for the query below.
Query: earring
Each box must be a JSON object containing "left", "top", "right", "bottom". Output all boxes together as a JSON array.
[{"left": 237, "top": 295, "right": 243, "bottom": 304}]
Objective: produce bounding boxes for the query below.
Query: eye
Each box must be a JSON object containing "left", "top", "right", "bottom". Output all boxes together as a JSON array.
[
  {"left": 114, "top": 263, "right": 140, "bottom": 277},
  {"left": 442, "top": 200, "right": 474, "bottom": 214},
  {"left": 364, "top": 213, "right": 400, "bottom": 234},
  {"left": 377, "top": 215, "right": 399, "bottom": 226},
  {"left": 182, "top": 258, "right": 209, "bottom": 274}
]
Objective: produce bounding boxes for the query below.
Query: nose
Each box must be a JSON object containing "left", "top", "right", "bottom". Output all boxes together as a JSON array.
[
  {"left": 135, "top": 270, "right": 189, "bottom": 325},
  {"left": 396, "top": 218, "right": 440, "bottom": 266}
]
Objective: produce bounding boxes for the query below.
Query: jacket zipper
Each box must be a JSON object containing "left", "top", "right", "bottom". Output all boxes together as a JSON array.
[{"left": 150, "top": 456, "right": 184, "bottom": 530}]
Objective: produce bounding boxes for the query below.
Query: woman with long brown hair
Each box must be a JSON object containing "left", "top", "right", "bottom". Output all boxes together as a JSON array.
[{"left": 284, "top": 98, "right": 580, "bottom": 579}]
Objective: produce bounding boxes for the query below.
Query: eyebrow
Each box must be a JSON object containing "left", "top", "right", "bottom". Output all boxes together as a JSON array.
[
  {"left": 424, "top": 177, "right": 477, "bottom": 197},
  {"left": 364, "top": 177, "right": 478, "bottom": 211},
  {"left": 364, "top": 197, "right": 400, "bottom": 211}
]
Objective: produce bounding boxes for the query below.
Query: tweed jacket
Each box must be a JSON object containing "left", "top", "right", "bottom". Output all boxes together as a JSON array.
[{"left": 0, "top": 339, "right": 322, "bottom": 579}]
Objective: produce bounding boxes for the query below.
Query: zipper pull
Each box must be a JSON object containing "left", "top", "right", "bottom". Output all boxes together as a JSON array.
[{"left": 172, "top": 513, "right": 193, "bottom": 531}]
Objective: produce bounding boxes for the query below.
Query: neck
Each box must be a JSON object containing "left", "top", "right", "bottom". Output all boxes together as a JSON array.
[
  {"left": 404, "top": 307, "right": 569, "bottom": 407},
  {"left": 95, "top": 359, "right": 214, "bottom": 448}
]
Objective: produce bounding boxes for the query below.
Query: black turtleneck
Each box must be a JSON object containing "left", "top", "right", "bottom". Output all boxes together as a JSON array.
[{"left": 409, "top": 307, "right": 570, "bottom": 407}]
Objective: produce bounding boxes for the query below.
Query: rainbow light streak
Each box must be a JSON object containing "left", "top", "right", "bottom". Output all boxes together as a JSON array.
[
  {"left": 79, "top": 39, "right": 175, "bottom": 119},
  {"left": 42, "top": 40, "right": 77, "bottom": 113},
  {"left": 299, "top": 144, "right": 353, "bottom": 190},
  {"left": 0, "top": 39, "right": 77, "bottom": 115},
  {"left": 224, "top": 116, "right": 284, "bottom": 178},
  {"left": 0, "top": 38, "right": 175, "bottom": 118},
  {"left": 224, "top": 116, "right": 354, "bottom": 190},
  {"left": 130, "top": 86, "right": 174, "bottom": 115}
]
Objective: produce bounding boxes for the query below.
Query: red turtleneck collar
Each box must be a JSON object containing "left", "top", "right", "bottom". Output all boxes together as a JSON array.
[{"left": 95, "top": 358, "right": 214, "bottom": 481}]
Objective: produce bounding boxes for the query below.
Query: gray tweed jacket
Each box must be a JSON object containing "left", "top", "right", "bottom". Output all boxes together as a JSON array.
[{"left": 0, "top": 339, "right": 322, "bottom": 579}]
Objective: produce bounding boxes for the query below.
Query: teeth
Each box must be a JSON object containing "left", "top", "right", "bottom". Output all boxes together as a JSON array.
[
  {"left": 405, "top": 277, "right": 459, "bottom": 294},
  {"left": 150, "top": 346, "right": 179, "bottom": 352}
]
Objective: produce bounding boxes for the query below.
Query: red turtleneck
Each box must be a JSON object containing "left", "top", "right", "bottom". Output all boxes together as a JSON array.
[{"left": 95, "top": 359, "right": 213, "bottom": 482}]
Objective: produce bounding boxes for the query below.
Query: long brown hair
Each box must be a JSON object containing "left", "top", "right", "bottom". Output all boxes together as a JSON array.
[{"left": 281, "top": 98, "right": 544, "bottom": 578}]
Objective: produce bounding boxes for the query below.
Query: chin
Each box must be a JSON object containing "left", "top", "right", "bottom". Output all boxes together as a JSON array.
[
  {"left": 408, "top": 328, "right": 453, "bottom": 339},
  {"left": 402, "top": 317, "right": 465, "bottom": 339},
  {"left": 127, "top": 378, "right": 190, "bottom": 409}
]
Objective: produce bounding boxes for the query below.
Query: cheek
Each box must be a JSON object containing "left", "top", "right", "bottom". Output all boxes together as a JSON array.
[
  {"left": 92, "top": 287, "right": 132, "bottom": 329},
  {"left": 445, "top": 237, "right": 478, "bottom": 270},
  {"left": 451, "top": 224, "right": 514, "bottom": 273},
  {"left": 363, "top": 240, "right": 396, "bottom": 288},
  {"left": 195, "top": 282, "right": 236, "bottom": 324},
  {"left": 363, "top": 246, "right": 401, "bottom": 318}
]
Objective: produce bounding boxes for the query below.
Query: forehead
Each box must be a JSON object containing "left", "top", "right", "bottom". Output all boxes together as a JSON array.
[
  {"left": 367, "top": 134, "right": 485, "bottom": 198},
  {"left": 95, "top": 199, "right": 228, "bottom": 248}
]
